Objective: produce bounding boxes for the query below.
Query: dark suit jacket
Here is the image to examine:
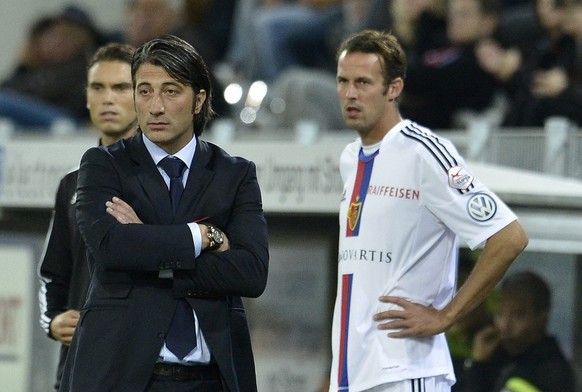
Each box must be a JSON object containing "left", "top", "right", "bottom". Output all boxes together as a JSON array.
[
  {"left": 59, "top": 132, "right": 269, "bottom": 392},
  {"left": 38, "top": 169, "right": 90, "bottom": 390}
]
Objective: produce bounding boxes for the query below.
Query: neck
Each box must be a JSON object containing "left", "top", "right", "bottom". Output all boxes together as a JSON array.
[
  {"left": 100, "top": 126, "right": 137, "bottom": 147},
  {"left": 359, "top": 116, "right": 403, "bottom": 145}
]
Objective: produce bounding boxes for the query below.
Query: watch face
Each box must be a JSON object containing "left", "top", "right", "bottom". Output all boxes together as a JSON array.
[
  {"left": 208, "top": 227, "right": 224, "bottom": 247},
  {"left": 211, "top": 230, "right": 223, "bottom": 243}
]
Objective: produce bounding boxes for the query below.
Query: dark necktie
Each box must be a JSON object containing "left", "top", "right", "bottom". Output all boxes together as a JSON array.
[
  {"left": 158, "top": 156, "right": 197, "bottom": 359},
  {"left": 158, "top": 156, "right": 186, "bottom": 214}
]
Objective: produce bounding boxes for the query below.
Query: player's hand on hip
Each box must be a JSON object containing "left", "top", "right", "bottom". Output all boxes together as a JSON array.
[
  {"left": 374, "top": 296, "right": 449, "bottom": 338},
  {"left": 106, "top": 197, "right": 143, "bottom": 224}
]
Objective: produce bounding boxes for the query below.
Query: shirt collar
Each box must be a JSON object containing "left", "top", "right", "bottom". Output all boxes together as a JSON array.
[{"left": 142, "top": 132, "right": 197, "bottom": 169}]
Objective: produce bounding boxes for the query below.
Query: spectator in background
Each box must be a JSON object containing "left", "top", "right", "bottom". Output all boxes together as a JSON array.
[
  {"left": 564, "top": 0, "right": 582, "bottom": 76},
  {"left": 226, "top": 0, "right": 376, "bottom": 132},
  {"left": 0, "top": 6, "right": 102, "bottom": 129},
  {"left": 113, "top": 0, "right": 231, "bottom": 120},
  {"left": 529, "top": 0, "right": 582, "bottom": 126},
  {"left": 447, "top": 250, "right": 494, "bottom": 392},
  {"left": 226, "top": 0, "right": 352, "bottom": 84},
  {"left": 400, "top": 0, "right": 502, "bottom": 130},
  {"left": 476, "top": 0, "right": 580, "bottom": 127},
  {"left": 252, "top": 0, "right": 344, "bottom": 82},
  {"left": 184, "top": 0, "right": 237, "bottom": 66},
  {"left": 463, "top": 271, "right": 576, "bottom": 392},
  {"left": 38, "top": 42, "right": 137, "bottom": 391},
  {"left": 247, "top": 0, "right": 447, "bottom": 133},
  {"left": 388, "top": 0, "right": 448, "bottom": 66},
  {"left": 118, "top": 0, "right": 215, "bottom": 66}
]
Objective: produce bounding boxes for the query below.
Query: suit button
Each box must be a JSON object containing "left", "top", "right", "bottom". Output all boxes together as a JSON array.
[
  {"left": 158, "top": 332, "right": 165, "bottom": 339},
  {"left": 176, "top": 261, "right": 182, "bottom": 268},
  {"left": 186, "top": 291, "right": 193, "bottom": 296}
]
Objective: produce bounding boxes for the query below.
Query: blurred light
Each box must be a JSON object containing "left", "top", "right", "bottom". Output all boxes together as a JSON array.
[
  {"left": 245, "top": 80, "right": 268, "bottom": 108},
  {"left": 240, "top": 107, "right": 257, "bottom": 124},
  {"left": 224, "top": 83, "right": 243, "bottom": 105},
  {"left": 269, "top": 97, "right": 286, "bottom": 114}
]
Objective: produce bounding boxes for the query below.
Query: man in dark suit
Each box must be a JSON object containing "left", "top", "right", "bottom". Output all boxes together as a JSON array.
[
  {"left": 59, "top": 35, "right": 269, "bottom": 392},
  {"left": 38, "top": 42, "right": 137, "bottom": 390}
]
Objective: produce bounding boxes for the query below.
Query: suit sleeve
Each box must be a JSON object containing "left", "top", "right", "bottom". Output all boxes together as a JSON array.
[
  {"left": 76, "top": 146, "right": 268, "bottom": 299},
  {"left": 75, "top": 147, "right": 196, "bottom": 274},
  {"left": 37, "top": 175, "right": 74, "bottom": 338},
  {"left": 174, "top": 160, "right": 269, "bottom": 298}
]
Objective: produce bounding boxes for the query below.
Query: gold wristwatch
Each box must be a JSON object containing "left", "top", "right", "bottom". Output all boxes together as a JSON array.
[{"left": 205, "top": 224, "right": 224, "bottom": 251}]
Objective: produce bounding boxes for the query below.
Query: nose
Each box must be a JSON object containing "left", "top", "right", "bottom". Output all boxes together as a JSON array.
[
  {"left": 342, "top": 82, "right": 357, "bottom": 99},
  {"left": 494, "top": 313, "right": 511, "bottom": 335},
  {"left": 103, "top": 88, "right": 114, "bottom": 104},
  {"left": 149, "top": 93, "right": 165, "bottom": 115}
]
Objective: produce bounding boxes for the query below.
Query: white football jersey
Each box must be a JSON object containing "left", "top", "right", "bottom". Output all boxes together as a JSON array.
[{"left": 330, "top": 120, "right": 517, "bottom": 391}]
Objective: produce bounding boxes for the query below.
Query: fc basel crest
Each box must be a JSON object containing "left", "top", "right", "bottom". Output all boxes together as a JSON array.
[{"left": 347, "top": 198, "right": 362, "bottom": 232}]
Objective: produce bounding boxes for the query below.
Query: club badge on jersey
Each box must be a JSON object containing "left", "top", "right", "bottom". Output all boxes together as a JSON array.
[{"left": 346, "top": 149, "right": 380, "bottom": 237}]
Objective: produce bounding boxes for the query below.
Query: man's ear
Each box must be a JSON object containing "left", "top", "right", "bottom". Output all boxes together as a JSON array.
[
  {"left": 388, "top": 78, "right": 404, "bottom": 102},
  {"left": 194, "top": 89, "right": 207, "bottom": 114}
]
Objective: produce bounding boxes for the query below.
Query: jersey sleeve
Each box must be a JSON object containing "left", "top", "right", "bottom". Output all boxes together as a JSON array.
[{"left": 419, "top": 143, "right": 517, "bottom": 250}]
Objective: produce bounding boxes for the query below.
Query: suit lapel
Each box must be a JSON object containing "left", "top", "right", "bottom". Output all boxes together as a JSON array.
[
  {"left": 176, "top": 139, "right": 214, "bottom": 220},
  {"left": 127, "top": 133, "right": 175, "bottom": 223}
]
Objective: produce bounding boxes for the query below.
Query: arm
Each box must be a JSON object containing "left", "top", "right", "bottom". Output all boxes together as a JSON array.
[
  {"left": 375, "top": 220, "right": 528, "bottom": 337},
  {"left": 174, "top": 160, "right": 269, "bottom": 298},
  {"left": 76, "top": 146, "right": 268, "bottom": 298},
  {"left": 105, "top": 196, "right": 231, "bottom": 252},
  {"left": 75, "top": 147, "right": 198, "bottom": 273},
  {"left": 37, "top": 174, "right": 78, "bottom": 343}
]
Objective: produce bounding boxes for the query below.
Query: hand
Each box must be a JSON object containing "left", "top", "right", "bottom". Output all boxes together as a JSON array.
[
  {"left": 50, "top": 309, "right": 80, "bottom": 346},
  {"left": 472, "top": 324, "right": 501, "bottom": 362},
  {"left": 531, "top": 68, "right": 568, "bottom": 97},
  {"left": 475, "top": 39, "right": 521, "bottom": 82},
  {"left": 373, "top": 296, "right": 452, "bottom": 338},
  {"left": 105, "top": 197, "right": 143, "bottom": 224}
]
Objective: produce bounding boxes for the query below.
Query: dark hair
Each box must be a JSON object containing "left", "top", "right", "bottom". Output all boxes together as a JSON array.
[
  {"left": 336, "top": 29, "right": 407, "bottom": 87},
  {"left": 87, "top": 43, "right": 135, "bottom": 71},
  {"left": 131, "top": 34, "right": 215, "bottom": 136},
  {"left": 500, "top": 271, "right": 551, "bottom": 313}
]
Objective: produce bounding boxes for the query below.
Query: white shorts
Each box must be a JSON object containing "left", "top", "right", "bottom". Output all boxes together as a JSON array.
[{"left": 363, "top": 375, "right": 451, "bottom": 392}]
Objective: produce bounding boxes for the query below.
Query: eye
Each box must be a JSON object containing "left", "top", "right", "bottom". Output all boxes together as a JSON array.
[
  {"left": 137, "top": 87, "right": 150, "bottom": 96},
  {"left": 114, "top": 85, "right": 131, "bottom": 92}
]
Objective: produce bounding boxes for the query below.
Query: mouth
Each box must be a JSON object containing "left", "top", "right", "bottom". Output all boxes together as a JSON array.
[
  {"left": 345, "top": 105, "right": 361, "bottom": 119},
  {"left": 99, "top": 111, "right": 119, "bottom": 120},
  {"left": 148, "top": 121, "right": 169, "bottom": 131}
]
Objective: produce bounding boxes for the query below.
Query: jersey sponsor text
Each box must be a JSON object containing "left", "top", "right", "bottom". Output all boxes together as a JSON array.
[
  {"left": 367, "top": 184, "right": 420, "bottom": 200},
  {"left": 338, "top": 248, "right": 393, "bottom": 263}
]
